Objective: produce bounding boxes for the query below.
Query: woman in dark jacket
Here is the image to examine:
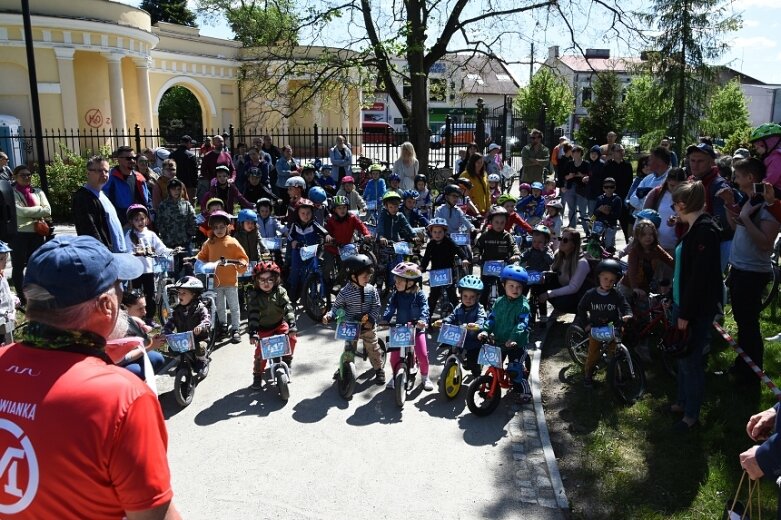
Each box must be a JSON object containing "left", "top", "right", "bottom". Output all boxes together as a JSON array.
[{"left": 670, "top": 181, "right": 723, "bottom": 432}]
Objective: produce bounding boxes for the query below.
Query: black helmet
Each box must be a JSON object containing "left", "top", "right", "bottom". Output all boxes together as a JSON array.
[
  {"left": 596, "top": 259, "right": 623, "bottom": 277},
  {"left": 414, "top": 174, "right": 427, "bottom": 185},
  {"left": 456, "top": 177, "right": 473, "bottom": 189},
  {"left": 342, "top": 254, "right": 374, "bottom": 276},
  {"left": 487, "top": 206, "right": 508, "bottom": 219},
  {"left": 443, "top": 184, "right": 461, "bottom": 196},
  {"left": 256, "top": 197, "right": 273, "bottom": 209}
]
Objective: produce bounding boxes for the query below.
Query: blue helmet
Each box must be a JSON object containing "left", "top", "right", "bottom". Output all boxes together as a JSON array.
[
  {"left": 531, "top": 181, "right": 544, "bottom": 191},
  {"left": 0, "top": 241, "right": 11, "bottom": 253},
  {"left": 635, "top": 208, "right": 662, "bottom": 228},
  {"left": 308, "top": 186, "right": 327, "bottom": 204},
  {"left": 500, "top": 264, "right": 528, "bottom": 284},
  {"left": 237, "top": 209, "right": 258, "bottom": 224},
  {"left": 388, "top": 173, "right": 401, "bottom": 182},
  {"left": 457, "top": 275, "right": 484, "bottom": 292},
  {"left": 402, "top": 190, "right": 419, "bottom": 200}
]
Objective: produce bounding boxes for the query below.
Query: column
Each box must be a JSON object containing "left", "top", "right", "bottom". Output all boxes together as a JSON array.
[
  {"left": 53, "top": 47, "right": 80, "bottom": 154},
  {"left": 103, "top": 52, "right": 128, "bottom": 135},
  {"left": 133, "top": 57, "right": 154, "bottom": 134}
]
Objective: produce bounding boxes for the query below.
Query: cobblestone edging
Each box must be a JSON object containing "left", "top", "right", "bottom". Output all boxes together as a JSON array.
[{"left": 506, "top": 339, "right": 569, "bottom": 510}]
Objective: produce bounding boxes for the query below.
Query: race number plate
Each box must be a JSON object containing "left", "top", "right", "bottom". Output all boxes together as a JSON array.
[
  {"left": 300, "top": 244, "right": 318, "bottom": 261},
  {"left": 261, "top": 237, "right": 282, "bottom": 250},
  {"left": 483, "top": 260, "right": 505, "bottom": 278},
  {"left": 166, "top": 331, "right": 195, "bottom": 353},
  {"left": 260, "top": 334, "right": 292, "bottom": 360},
  {"left": 437, "top": 323, "right": 466, "bottom": 348},
  {"left": 590, "top": 325, "right": 615, "bottom": 342},
  {"left": 429, "top": 268, "right": 452, "bottom": 287},
  {"left": 335, "top": 321, "right": 361, "bottom": 341},
  {"left": 527, "top": 271, "right": 544, "bottom": 285},
  {"left": 452, "top": 233, "right": 469, "bottom": 246},
  {"left": 339, "top": 244, "right": 358, "bottom": 260},
  {"left": 411, "top": 227, "right": 425, "bottom": 234},
  {"left": 388, "top": 324, "right": 415, "bottom": 350},
  {"left": 477, "top": 344, "right": 502, "bottom": 368},
  {"left": 393, "top": 242, "right": 412, "bottom": 255}
]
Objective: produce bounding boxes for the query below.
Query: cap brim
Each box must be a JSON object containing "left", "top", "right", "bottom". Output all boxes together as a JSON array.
[{"left": 112, "top": 253, "right": 145, "bottom": 281}]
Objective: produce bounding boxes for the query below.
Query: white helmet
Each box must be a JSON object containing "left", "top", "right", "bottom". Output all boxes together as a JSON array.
[
  {"left": 488, "top": 174, "right": 501, "bottom": 183},
  {"left": 285, "top": 176, "right": 306, "bottom": 189}
]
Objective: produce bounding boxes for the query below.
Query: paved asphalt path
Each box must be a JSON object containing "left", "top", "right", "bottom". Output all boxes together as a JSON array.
[{"left": 158, "top": 313, "right": 566, "bottom": 520}]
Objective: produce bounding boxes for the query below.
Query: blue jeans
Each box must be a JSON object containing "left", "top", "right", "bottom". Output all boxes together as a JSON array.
[
  {"left": 674, "top": 311, "right": 714, "bottom": 421},
  {"left": 575, "top": 194, "right": 590, "bottom": 233},
  {"left": 124, "top": 350, "right": 166, "bottom": 379}
]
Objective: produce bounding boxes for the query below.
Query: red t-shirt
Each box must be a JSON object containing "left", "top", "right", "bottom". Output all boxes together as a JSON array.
[{"left": 0, "top": 344, "right": 173, "bottom": 518}]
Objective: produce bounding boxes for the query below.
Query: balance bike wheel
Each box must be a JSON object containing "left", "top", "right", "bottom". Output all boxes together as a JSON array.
[
  {"left": 173, "top": 365, "right": 196, "bottom": 407},
  {"left": 439, "top": 358, "right": 463, "bottom": 400},
  {"left": 608, "top": 348, "right": 646, "bottom": 405},
  {"left": 466, "top": 374, "right": 501, "bottom": 416},
  {"left": 337, "top": 361, "right": 357, "bottom": 400},
  {"left": 394, "top": 368, "right": 407, "bottom": 408},
  {"left": 276, "top": 368, "right": 290, "bottom": 401},
  {"left": 566, "top": 325, "right": 588, "bottom": 366}
]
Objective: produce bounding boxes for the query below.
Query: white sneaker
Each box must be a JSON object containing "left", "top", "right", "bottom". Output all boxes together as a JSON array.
[
  {"left": 766, "top": 333, "right": 781, "bottom": 342},
  {"left": 422, "top": 376, "right": 434, "bottom": 391},
  {"left": 386, "top": 378, "right": 395, "bottom": 389}
]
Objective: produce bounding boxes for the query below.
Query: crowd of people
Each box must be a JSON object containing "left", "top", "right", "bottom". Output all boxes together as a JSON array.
[{"left": 1, "top": 122, "right": 781, "bottom": 517}]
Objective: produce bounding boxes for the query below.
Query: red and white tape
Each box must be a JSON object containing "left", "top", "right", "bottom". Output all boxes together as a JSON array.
[{"left": 713, "top": 321, "right": 781, "bottom": 401}]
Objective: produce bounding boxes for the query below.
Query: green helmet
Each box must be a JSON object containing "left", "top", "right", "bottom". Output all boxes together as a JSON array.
[
  {"left": 369, "top": 163, "right": 384, "bottom": 172},
  {"left": 331, "top": 195, "right": 349, "bottom": 208},
  {"left": 497, "top": 193, "right": 517, "bottom": 205},
  {"left": 382, "top": 190, "right": 402, "bottom": 202},
  {"left": 750, "top": 123, "right": 781, "bottom": 142}
]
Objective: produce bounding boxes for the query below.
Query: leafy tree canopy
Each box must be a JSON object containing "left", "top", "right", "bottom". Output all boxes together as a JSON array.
[
  {"left": 140, "top": 0, "right": 197, "bottom": 27},
  {"left": 575, "top": 72, "right": 625, "bottom": 147},
  {"left": 198, "top": 0, "right": 298, "bottom": 46},
  {"left": 514, "top": 68, "right": 574, "bottom": 127},
  {"left": 701, "top": 79, "right": 751, "bottom": 142}
]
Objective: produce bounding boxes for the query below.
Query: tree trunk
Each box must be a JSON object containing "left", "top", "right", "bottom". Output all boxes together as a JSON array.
[{"left": 405, "top": 0, "right": 430, "bottom": 174}]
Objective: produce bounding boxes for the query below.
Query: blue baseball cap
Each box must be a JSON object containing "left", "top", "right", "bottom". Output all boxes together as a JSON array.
[
  {"left": 686, "top": 142, "right": 716, "bottom": 158},
  {"left": 24, "top": 235, "right": 144, "bottom": 308}
]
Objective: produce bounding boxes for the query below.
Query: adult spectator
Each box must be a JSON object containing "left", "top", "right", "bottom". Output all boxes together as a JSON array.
[
  {"left": 560, "top": 145, "right": 590, "bottom": 229},
  {"left": 584, "top": 145, "right": 606, "bottom": 218},
  {"left": 199, "top": 136, "right": 212, "bottom": 156},
  {"left": 239, "top": 148, "right": 273, "bottom": 199},
  {"left": 460, "top": 153, "right": 491, "bottom": 214},
  {"left": 643, "top": 167, "right": 687, "bottom": 255},
  {"left": 686, "top": 142, "right": 737, "bottom": 271},
  {"left": 120, "top": 290, "right": 166, "bottom": 379},
  {"left": 261, "top": 134, "right": 282, "bottom": 185},
  {"left": 330, "top": 135, "right": 353, "bottom": 184},
  {"left": 232, "top": 142, "right": 247, "bottom": 171},
  {"left": 457, "top": 143, "right": 480, "bottom": 176},
  {"left": 135, "top": 154, "right": 158, "bottom": 196},
  {"left": 660, "top": 138, "right": 679, "bottom": 167},
  {"left": 538, "top": 228, "right": 592, "bottom": 313},
  {"left": 275, "top": 145, "right": 299, "bottom": 211},
  {"left": 628, "top": 146, "right": 671, "bottom": 212},
  {"left": 741, "top": 404, "right": 781, "bottom": 510},
  {"left": 722, "top": 158, "right": 780, "bottom": 383},
  {"left": 199, "top": 134, "right": 235, "bottom": 203},
  {"left": 72, "top": 155, "right": 126, "bottom": 253},
  {"left": 170, "top": 135, "right": 198, "bottom": 201},
  {"left": 392, "top": 141, "right": 420, "bottom": 191},
  {"left": 151, "top": 158, "right": 190, "bottom": 211},
  {"left": 0, "top": 235, "right": 181, "bottom": 519},
  {"left": 0, "top": 151, "right": 11, "bottom": 181},
  {"left": 604, "top": 144, "right": 634, "bottom": 240},
  {"left": 600, "top": 131, "right": 618, "bottom": 160},
  {"left": 141, "top": 147, "right": 165, "bottom": 175},
  {"left": 550, "top": 136, "right": 568, "bottom": 178},
  {"left": 10, "top": 164, "right": 51, "bottom": 307},
  {"left": 520, "top": 128, "right": 550, "bottom": 183},
  {"left": 669, "top": 181, "right": 722, "bottom": 432},
  {"left": 484, "top": 143, "right": 503, "bottom": 177},
  {"left": 103, "top": 146, "right": 150, "bottom": 226}
]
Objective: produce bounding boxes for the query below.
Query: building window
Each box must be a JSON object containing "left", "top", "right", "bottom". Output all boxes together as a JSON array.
[
  {"left": 403, "top": 80, "right": 412, "bottom": 101},
  {"left": 581, "top": 87, "right": 592, "bottom": 105},
  {"left": 429, "top": 78, "right": 447, "bottom": 102}
]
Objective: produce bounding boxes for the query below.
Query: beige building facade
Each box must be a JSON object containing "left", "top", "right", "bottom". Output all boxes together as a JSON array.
[{"left": 0, "top": 0, "right": 360, "bottom": 150}]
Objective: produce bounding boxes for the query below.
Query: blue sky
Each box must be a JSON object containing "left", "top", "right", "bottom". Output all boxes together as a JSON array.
[{"left": 120, "top": 0, "right": 781, "bottom": 85}]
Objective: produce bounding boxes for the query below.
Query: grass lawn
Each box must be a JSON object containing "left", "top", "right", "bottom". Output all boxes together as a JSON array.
[{"left": 542, "top": 301, "right": 781, "bottom": 519}]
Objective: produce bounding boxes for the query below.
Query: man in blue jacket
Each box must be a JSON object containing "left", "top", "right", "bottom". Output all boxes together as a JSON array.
[
  {"left": 103, "top": 145, "right": 150, "bottom": 225},
  {"left": 742, "top": 403, "right": 781, "bottom": 513}
]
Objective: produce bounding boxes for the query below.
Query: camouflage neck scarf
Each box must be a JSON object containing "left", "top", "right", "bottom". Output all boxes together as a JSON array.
[{"left": 20, "top": 321, "right": 107, "bottom": 354}]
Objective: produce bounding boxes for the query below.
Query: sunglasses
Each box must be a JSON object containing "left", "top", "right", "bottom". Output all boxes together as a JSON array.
[{"left": 120, "top": 156, "right": 136, "bottom": 161}]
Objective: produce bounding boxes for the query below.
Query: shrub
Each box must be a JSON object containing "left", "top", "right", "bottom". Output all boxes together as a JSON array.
[{"left": 44, "top": 145, "right": 112, "bottom": 221}]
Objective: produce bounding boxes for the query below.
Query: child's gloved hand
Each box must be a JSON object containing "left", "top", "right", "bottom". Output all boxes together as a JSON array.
[
  {"left": 477, "top": 331, "right": 488, "bottom": 342},
  {"left": 193, "top": 325, "right": 203, "bottom": 335},
  {"left": 415, "top": 320, "right": 426, "bottom": 330},
  {"left": 505, "top": 340, "right": 517, "bottom": 349},
  {"left": 432, "top": 319, "right": 443, "bottom": 328},
  {"left": 322, "top": 315, "right": 330, "bottom": 325}
]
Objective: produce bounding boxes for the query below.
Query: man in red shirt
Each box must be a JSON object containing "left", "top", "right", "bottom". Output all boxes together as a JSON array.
[{"left": 0, "top": 235, "right": 181, "bottom": 519}]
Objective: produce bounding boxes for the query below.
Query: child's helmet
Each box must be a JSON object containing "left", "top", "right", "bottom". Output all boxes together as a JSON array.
[
  {"left": 426, "top": 217, "right": 448, "bottom": 231},
  {"left": 331, "top": 195, "right": 349, "bottom": 208},
  {"left": 205, "top": 197, "right": 224, "bottom": 209},
  {"left": 253, "top": 260, "right": 281, "bottom": 277},
  {"left": 341, "top": 175, "right": 355, "bottom": 184},
  {"left": 402, "top": 190, "right": 419, "bottom": 200},
  {"left": 488, "top": 173, "right": 501, "bottom": 183},
  {"left": 237, "top": 209, "right": 258, "bottom": 224},
  {"left": 414, "top": 174, "right": 427, "bottom": 185},
  {"left": 296, "top": 198, "right": 315, "bottom": 210},
  {"left": 456, "top": 177, "right": 473, "bottom": 189},
  {"left": 256, "top": 197, "right": 273, "bottom": 209},
  {"left": 207, "top": 210, "right": 232, "bottom": 225},
  {"left": 308, "top": 186, "right": 327, "bottom": 204},
  {"left": 487, "top": 206, "right": 508, "bottom": 219},
  {"left": 343, "top": 254, "right": 374, "bottom": 276},
  {"left": 285, "top": 176, "right": 306, "bottom": 189},
  {"left": 0, "top": 241, "right": 12, "bottom": 253},
  {"left": 532, "top": 224, "right": 551, "bottom": 238},
  {"left": 457, "top": 275, "right": 484, "bottom": 292},
  {"left": 519, "top": 183, "right": 531, "bottom": 192},
  {"left": 531, "top": 181, "right": 544, "bottom": 191},
  {"left": 596, "top": 259, "right": 624, "bottom": 278},
  {"left": 369, "top": 163, "right": 384, "bottom": 172},
  {"left": 167, "top": 178, "right": 184, "bottom": 191},
  {"left": 443, "top": 184, "right": 461, "bottom": 196},
  {"left": 175, "top": 276, "right": 204, "bottom": 292},
  {"left": 545, "top": 199, "right": 563, "bottom": 210},
  {"left": 388, "top": 173, "right": 401, "bottom": 182},
  {"left": 750, "top": 123, "right": 781, "bottom": 142},
  {"left": 382, "top": 191, "right": 402, "bottom": 203},
  {"left": 500, "top": 264, "right": 528, "bottom": 284},
  {"left": 391, "top": 261, "right": 422, "bottom": 280},
  {"left": 634, "top": 208, "right": 661, "bottom": 228},
  {"left": 497, "top": 193, "right": 518, "bottom": 205},
  {"left": 302, "top": 162, "right": 316, "bottom": 172},
  {"left": 126, "top": 204, "right": 149, "bottom": 220}
]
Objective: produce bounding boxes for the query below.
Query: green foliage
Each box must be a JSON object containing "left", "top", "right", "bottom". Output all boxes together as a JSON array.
[
  {"left": 200, "top": 0, "right": 298, "bottom": 46},
  {"left": 575, "top": 72, "right": 626, "bottom": 146},
  {"left": 514, "top": 68, "right": 575, "bottom": 127},
  {"left": 140, "top": 0, "right": 197, "bottom": 27},
  {"left": 701, "top": 79, "right": 752, "bottom": 142},
  {"left": 158, "top": 86, "right": 203, "bottom": 143},
  {"left": 624, "top": 74, "right": 673, "bottom": 140},
  {"left": 720, "top": 126, "right": 753, "bottom": 156}
]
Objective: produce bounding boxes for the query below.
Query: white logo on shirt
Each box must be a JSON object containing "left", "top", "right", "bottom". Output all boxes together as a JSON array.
[{"left": 0, "top": 418, "right": 39, "bottom": 514}]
